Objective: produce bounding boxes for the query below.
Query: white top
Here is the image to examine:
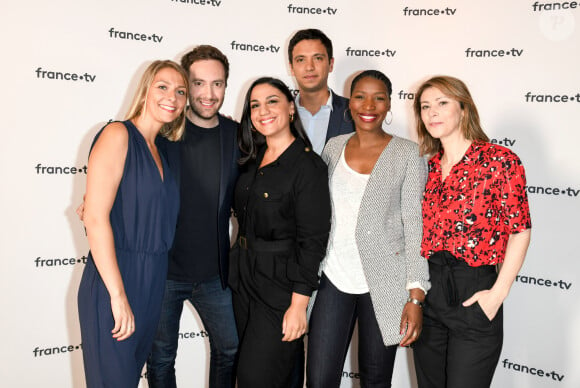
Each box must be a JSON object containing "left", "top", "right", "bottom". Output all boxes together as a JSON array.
[{"left": 323, "top": 147, "right": 370, "bottom": 294}]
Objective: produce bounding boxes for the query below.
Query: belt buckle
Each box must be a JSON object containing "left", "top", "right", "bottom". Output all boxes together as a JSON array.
[{"left": 239, "top": 236, "right": 247, "bottom": 249}]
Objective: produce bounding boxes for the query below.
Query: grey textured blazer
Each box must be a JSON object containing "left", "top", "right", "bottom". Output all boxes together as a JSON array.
[{"left": 320, "top": 133, "right": 431, "bottom": 345}]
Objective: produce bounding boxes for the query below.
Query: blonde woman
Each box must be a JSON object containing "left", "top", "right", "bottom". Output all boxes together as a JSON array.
[{"left": 77, "top": 60, "right": 187, "bottom": 387}]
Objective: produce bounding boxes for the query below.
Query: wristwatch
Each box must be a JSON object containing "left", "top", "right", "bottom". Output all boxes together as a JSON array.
[{"left": 407, "top": 297, "right": 424, "bottom": 308}]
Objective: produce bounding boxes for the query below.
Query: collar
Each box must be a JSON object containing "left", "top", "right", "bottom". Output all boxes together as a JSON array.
[
  {"left": 295, "top": 88, "right": 334, "bottom": 111},
  {"left": 256, "top": 137, "right": 309, "bottom": 168},
  {"left": 461, "top": 141, "right": 486, "bottom": 166},
  {"left": 185, "top": 109, "right": 220, "bottom": 129},
  {"left": 431, "top": 141, "right": 487, "bottom": 171}
]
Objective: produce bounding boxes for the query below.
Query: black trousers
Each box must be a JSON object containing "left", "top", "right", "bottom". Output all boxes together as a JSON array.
[
  {"left": 413, "top": 251, "right": 503, "bottom": 388},
  {"left": 230, "top": 241, "right": 303, "bottom": 388}
]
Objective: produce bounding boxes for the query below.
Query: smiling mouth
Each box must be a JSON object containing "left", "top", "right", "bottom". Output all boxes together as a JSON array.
[
  {"left": 159, "top": 104, "right": 176, "bottom": 112},
  {"left": 358, "top": 114, "right": 378, "bottom": 122},
  {"left": 260, "top": 117, "right": 275, "bottom": 125},
  {"left": 199, "top": 100, "right": 216, "bottom": 108}
]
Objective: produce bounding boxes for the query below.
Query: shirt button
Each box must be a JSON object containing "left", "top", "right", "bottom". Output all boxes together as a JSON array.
[
  {"left": 305, "top": 147, "right": 311, "bottom": 152},
  {"left": 245, "top": 186, "right": 249, "bottom": 191},
  {"left": 259, "top": 171, "right": 264, "bottom": 176},
  {"left": 263, "top": 192, "right": 269, "bottom": 198}
]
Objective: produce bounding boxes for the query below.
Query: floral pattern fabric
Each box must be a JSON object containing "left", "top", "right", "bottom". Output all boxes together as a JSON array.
[{"left": 421, "top": 141, "right": 531, "bottom": 266}]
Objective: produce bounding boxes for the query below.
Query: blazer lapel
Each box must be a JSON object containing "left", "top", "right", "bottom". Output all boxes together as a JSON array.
[
  {"left": 326, "top": 91, "right": 346, "bottom": 142},
  {"left": 217, "top": 115, "right": 232, "bottom": 208},
  {"left": 326, "top": 133, "right": 353, "bottom": 178},
  {"left": 362, "top": 136, "right": 399, "bottom": 206}
]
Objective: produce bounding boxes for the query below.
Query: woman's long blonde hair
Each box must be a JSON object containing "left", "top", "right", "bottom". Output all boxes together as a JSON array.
[{"left": 125, "top": 60, "right": 189, "bottom": 141}]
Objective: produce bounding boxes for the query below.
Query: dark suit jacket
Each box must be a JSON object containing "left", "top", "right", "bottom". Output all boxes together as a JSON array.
[
  {"left": 325, "top": 90, "right": 355, "bottom": 142},
  {"left": 158, "top": 114, "right": 240, "bottom": 289}
]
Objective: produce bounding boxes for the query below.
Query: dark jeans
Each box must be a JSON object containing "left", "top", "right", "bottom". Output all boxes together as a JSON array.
[
  {"left": 307, "top": 273, "right": 397, "bottom": 388},
  {"left": 413, "top": 251, "right": 503, "bottom": 388},
  {"left": 147, "top": 277, "right": 238, "bottom": 388}
]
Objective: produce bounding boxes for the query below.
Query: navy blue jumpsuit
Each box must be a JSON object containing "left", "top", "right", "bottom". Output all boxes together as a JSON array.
[{"left": 78, "top": 120, "right": 179, "bottom": 387}]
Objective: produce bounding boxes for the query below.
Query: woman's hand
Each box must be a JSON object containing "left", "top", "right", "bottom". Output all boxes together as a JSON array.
[
  {"left": 463, "top": 230, "right": 532, "bottom": 321},
  {"left": 84, "top": 123, "right": 133, "bottom": 340},
  {"left": 400, "top": 288, "right": 425, "bottom": 347},
  {"left": 463, "top": 289, "right": 503, "bottom": 321},
  {"left": 281, "top": 293, "right": 309, "bottom": 342},
  {"left": 76, "top": 194, "right": 86, "bottom": 221},
  {"left": 399, "top": 301, "right": 423, "bottom": 347},
  {"left": 110, "top": 294, "right": 135, "bottom": 341}
]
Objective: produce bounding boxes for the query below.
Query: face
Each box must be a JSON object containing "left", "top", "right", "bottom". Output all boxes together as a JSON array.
[
  {"left": 249, "top": 83, "right": 295, "bottom": 140},
  {"left": 349, "top": 77, "right": 391, "bottom": 132},
  {"left": 144, "top": 67, "right": 187, "bottom": 125},
  {"left": 419, "top": 87, "right": 464, "bottom": 142},
  {"left": 187, "top": 59, "right": 226, "bottom": 127},
  {"left": 290, "top": 39, "right": 334, "bottom": 93}
]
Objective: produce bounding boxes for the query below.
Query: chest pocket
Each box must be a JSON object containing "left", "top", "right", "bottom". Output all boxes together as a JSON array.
[
  {"left": 249, "top": 188, "right": 293, "bottom": 240},
  {"left": 257, "top": 191, "right": 283, "bottom": 202}
]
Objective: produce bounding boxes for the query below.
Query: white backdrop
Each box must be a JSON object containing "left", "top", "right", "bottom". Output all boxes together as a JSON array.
[{"left": 1, "top": 0, "right": 579, "bottom": 387}]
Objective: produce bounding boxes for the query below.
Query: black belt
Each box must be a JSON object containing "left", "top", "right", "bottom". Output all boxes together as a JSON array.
[
  {"left": 237, "top": 236, "right": 294, "bottom": 253},
  {"left": 429, "top": 251, "right": 496, "bottom": 306}
]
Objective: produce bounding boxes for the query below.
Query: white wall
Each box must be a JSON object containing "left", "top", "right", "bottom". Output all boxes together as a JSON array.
[{"left": 1, "top": 0, "right": 578, "bottom": 386}]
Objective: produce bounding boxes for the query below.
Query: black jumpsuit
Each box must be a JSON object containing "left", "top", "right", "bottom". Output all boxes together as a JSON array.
[{"left": 229, "top": 138, "right": 331, "bottom": 388}]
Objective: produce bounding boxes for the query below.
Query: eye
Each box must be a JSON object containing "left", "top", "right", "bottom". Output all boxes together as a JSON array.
[
  {"left": 267, "top": 99, "right": 279, "bottom": 105},
  {"left": 439, "top": 101, "right": 448, "bottom": 106},
  {"left": 192, "top": 81, "right": 203, "bottom": 87},
  {"left": 421, "top": 104, "right": 429, "bottom": 110},
  {"left": 214, "top": 81, "right": 224, "bottom": 87},
  {"left": 376, "top": 96, "right": 386, "bottom": 101},
  {"left": 314, "top": 55, "right": 324, "bottom": 61},
  {"left": 295, "top": 57, "right": 304, "bottom": 63},
  {"left": 158, "top": 85, "right": 167, "bottom": 90},
  {"left": 353, "top": 94, "right": 364, "bottom": 100},
  {"left": 177, "top": 90, "right": 186, "bottom": 96},
  {"left": 250, "top": 103, "right": 259, "bottom": 109}
]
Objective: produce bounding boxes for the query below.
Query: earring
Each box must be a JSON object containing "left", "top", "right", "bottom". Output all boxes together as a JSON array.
[
  {"left": 343, "top": 108, "right": 353, "bottom": 123},
  {"left": 289, "top": 113, "right": 294, "bottom": 123},
  {"left": 384, "top": 111, "right": 393, "bottom": 125}
]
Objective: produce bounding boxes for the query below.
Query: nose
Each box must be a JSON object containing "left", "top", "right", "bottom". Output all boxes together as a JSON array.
[
  {"left": 207, "top": 83, "right": 217, "bottom": 99},
  {"left": 305, "top": 58, "right": 314, "bottom": 70},
  {"left": 258, "top": 102, "right": 270, "bottom": 115},
  {"left": 363, "top": 97, "right": 375, "bottom": 110},
  {"left": 167, "top": 88, "right": 177, "bottom": 101},
  {"left": 196, "top": 82, "right": 211, "bottom": 99}
]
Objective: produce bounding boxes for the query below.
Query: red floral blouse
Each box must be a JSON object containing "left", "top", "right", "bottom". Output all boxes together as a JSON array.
[{"left": 421, "top": 141, "right": 531, "bottom": 266}]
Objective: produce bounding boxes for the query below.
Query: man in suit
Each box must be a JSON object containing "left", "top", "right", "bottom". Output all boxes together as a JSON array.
[
  {"left": 288, "top": 28, "right": 354, "bottom": 155},
  {"left": 287, "top": 28, "right": 354, "bottom": 387},
  {"left": 148, "top": 45, "right": 239, "bottom": 388}
]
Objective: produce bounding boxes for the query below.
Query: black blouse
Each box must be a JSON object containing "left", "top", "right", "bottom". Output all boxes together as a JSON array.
[{"left": 233, "top": 138, "right": 331, "bottom": 296}]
